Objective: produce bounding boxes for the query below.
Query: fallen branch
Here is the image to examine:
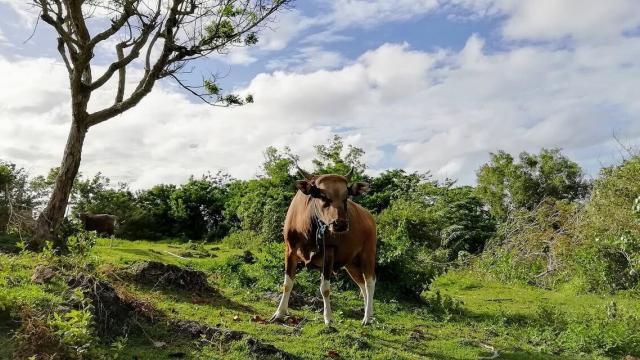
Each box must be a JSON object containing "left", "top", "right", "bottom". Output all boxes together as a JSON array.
[
  {"left": 478, "top": 342, "right": 499, "bottom": 359},
  {"left": 163, "top": 250, "right": 187, "bottom": 259}
]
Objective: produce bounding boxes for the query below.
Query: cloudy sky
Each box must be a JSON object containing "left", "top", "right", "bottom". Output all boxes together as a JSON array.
[{"left": 1, "top": 0, "right": 639, "bottom": 188}]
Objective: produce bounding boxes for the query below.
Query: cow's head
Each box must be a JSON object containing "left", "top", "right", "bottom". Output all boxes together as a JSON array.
[{"left": 295, "top": 167, "right": 369, "bottom": 233}]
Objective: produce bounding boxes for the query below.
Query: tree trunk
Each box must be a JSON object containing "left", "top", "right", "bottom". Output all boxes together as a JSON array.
[{"left": 32, "top": 119, "right": 88, "bottom": 250}]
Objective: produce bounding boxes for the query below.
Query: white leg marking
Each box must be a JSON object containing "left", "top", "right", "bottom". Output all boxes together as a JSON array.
[
  {"left": 320, "top": 275, "right": 333, "bottom": 325},
  {"left": 362, "top": 277, "right": 375, "bottom": 325},
  {"left": 270, "top": 274, "right": 293, "bottom": 321}
]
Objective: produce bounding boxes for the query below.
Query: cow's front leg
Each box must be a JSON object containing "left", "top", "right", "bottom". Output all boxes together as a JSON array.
[
  {"left": 320, "top": 247, "right": 335, "bottom": 325},
  {"left": 362, "top": 276, "right": 376, "bottom": 325},
  {"left": 270, "top": 250, "right": 297, "bottom": 322}
]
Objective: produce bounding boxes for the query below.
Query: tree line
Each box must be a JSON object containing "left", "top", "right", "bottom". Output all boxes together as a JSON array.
[{"left": 2, "top": 135, "right": 639, "bottom": 295}]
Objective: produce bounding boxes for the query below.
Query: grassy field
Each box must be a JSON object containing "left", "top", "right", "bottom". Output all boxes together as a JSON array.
[{"left": 1, "top": 238, "right": 639, "bottom": 359}]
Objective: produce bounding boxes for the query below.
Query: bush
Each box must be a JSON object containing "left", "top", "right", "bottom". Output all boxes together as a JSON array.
[
  {"left": 377, "top": 199, "right": 449, "bottom": 298},
  {"left": 531, "top": 301, "right": 640, "bottom": 356},
  {"left": 221, "top": 230, "right": 263, "bottom": 250},
  {"left": 575, "top": 156, "right": 640, "bottom": 291},
  {"left": 477, "top": 199, "right": 580, "bottom": 287},
  {"left": 419, "top": 289, "right": 464, "bottom": 321}
]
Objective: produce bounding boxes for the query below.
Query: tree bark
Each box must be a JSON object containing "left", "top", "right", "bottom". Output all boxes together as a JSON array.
[{"left": 32, "top": 118, "right": 88, "bottom": 250}]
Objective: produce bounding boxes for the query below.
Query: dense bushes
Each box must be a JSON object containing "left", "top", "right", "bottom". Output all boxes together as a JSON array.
[
  {"left": 477, "top": 156, "right": 640, "bottom": 292},
  {"left": 376, "top": 183, "right": 495, "bottom": 298}
]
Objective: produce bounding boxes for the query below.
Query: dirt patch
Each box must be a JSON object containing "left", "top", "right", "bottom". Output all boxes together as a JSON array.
[
  {"left": 246, "top": 338, "right": 296, "bottom": 360},
  {"left": 169, "top": 319, "right": 244, "bottom": 342},
  {"left": 67, "top": 274, "right": 140, "bottom": 338},
  {"left": 242, "top": 250, "right": 256, "bottom": 264},
  {"left": 127, "top": 261, "right": 211, "bottom": 293},
  {"left": 180, "top": 250, "right": 216, "bottom": 258}
]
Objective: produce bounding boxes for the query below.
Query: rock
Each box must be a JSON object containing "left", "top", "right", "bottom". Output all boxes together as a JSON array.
[
  {"left": 31, "top": 265, "right": 57, "bottom": 284},
  {"left": 129, "top": 261, "right": 211, "bottom": 292},
  {"left": 246, "top": 338, "right": 295, "bottom": 360}
]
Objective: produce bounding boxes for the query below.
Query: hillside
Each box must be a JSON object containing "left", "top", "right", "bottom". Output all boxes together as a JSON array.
[{"left": 1, "top": 238, "right": 638, "bottom": 359}]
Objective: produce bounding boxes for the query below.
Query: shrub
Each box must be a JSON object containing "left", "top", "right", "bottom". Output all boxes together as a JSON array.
[
  {"left": 377, "top": 200, "right": 449, "bottom": 298},
  {"left": 419, "top": 289, "right": 464, "bottom": 321},
  {"left": 575, "top": 156, "right": 640, "bottom": 291},
  {"left": 476, "top": 199, "right": 580, "bottom": 287},
  {"left": 221, "top": 230, "right": 263, "bottom": 250}
]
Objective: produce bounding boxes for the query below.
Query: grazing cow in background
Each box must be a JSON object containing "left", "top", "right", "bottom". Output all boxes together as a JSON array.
[
  {"left": 78, "top": 213, "right": 118, "bottom": 236},
  {"left": 270, "top": 167, "right": 377, "bottom": 325}
]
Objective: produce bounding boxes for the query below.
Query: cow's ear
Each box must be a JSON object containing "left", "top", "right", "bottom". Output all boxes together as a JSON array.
[
  {"left": 349, "top": 182, "right": 370, "bottom": 196},
  {"left": 295, "top": 180, "right": 313, "bottom": 195}
]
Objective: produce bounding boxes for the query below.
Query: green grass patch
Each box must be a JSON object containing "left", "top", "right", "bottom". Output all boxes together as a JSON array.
[{"left": 0, "top": 239, "right": 638, "bottom": 359}]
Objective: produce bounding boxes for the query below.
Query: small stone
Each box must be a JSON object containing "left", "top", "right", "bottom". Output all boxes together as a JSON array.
[{"left": 31, "top": 265, "right": 56, "bottom": 284}]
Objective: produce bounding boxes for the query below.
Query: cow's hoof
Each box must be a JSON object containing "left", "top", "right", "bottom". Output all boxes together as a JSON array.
[{"left": 269, "top": 312, "right": 285, "bottom": 323}]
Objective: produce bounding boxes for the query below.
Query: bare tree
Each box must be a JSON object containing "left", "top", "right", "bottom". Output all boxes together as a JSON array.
[{"left": 30, "top": 0, "right": 291, "bottom": 249}]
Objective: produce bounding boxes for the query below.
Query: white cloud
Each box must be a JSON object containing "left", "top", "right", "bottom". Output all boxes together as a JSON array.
[
  {"left": 2, "top": 1, "right": 640, "bottom": 187},
  {"left": 266, "top": 46, "right": 347, "bottom": 72},
  {"left": 3, "top": 28, "right": 639, "bottom": 188},
  {"left": 326, "top": 0, "right": 440, "bottom": 29},
  {"left": 451, "top": 0, "right": 640, "bottom": 42}
]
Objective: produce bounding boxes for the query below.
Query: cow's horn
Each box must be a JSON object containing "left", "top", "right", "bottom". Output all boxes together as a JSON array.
[
  {"left": 297, "top": 166, "right": 313, "bottom": 180},
  {"left": 345, "top": 167, "right": 354, "bottom": 181}
]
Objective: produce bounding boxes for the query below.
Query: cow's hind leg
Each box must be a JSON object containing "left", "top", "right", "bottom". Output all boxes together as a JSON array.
[
  {"left": 361, "top": 257, "right": 376, "bottom": 325},
  {"left": 345, "top": 263, "right": 366, "bottom": 300},
  {"left": 270, "top": 249, "right": 297, "bottom": 322}
]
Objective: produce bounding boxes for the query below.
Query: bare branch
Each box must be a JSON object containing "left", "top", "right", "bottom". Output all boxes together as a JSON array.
[
  {"left": 57, "top": 37, "right": 74, "bottom": 75},
  {"left": 88, "top": 0, "right": 137, "bottom": 48},
  {"left": 89, "top": 19, "right": 159, "bottom": 90},
  {"left": 114, "top": 42, "right": 126, "bottom": 103}
]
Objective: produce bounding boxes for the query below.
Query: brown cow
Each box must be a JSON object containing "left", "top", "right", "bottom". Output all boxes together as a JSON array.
[
  {"left": 270, "top": 168, "right": 376, "bottom": 325},
  {"left": 78, "top": 213, "right": 118, "bottom": 236}
]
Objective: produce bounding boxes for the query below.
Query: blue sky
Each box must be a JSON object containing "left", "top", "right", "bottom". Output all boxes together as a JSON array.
[{"left": 1, "top": 0, "right": 639, "bottom": 188}]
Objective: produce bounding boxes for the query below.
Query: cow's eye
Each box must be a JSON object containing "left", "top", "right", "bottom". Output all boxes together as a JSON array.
[{"left": 320, "top": 194, "right": 331, "bottom": 203}]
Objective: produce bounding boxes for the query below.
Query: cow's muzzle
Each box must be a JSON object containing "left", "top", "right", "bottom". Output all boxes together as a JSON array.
[{"left": 330, "top": 219, "right": 349, "bottom": 233}]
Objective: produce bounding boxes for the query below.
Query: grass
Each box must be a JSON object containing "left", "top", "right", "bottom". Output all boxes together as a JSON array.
[{"left": 1, "top": 237, "right": 639, "bottom": 359}]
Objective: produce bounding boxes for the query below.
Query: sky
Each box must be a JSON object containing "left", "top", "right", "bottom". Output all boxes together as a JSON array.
[{"left": 1, "top": 0, "right": 639, "bottom": 188}]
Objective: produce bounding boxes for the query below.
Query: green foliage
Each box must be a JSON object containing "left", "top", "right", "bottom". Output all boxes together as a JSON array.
[
  {"left": 376, "top": 182, "right": 496, "bottom": 297},
  {"left": 312, "top": 135, "right": 366, "bottom": 177},
  {"left": 49, "top": 308, "right": 94, "bottom": 355},
  {"left": 358, "top": 169, "right": 427, "bottom": 213},
  {"left": 0, "top": 160, "right": 35, "bottom": 234},
  {"left": 221, "top": 230, "right": 262, "bottom": 249},
  {"left": 476, "top": 149, "right": 590, "bottom": 220},
  {"left": 224, "top": 147, "right": 296, "bottom": 243},
  {"left": 170, "top": 172, "right": 231, "bottom": 241},
  {"left": 478, "top": 199, "right": 579, "bottom": 286},
  {"left": 419, "top": 290, "right": 464, "bottom": 321},
  {"left": 122, "top": 184, "right": 179, "bottom": 240}
]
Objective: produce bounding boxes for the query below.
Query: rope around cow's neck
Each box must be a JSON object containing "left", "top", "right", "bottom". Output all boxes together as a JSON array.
[{"left": 312, "top": 199, "right": 346, "bottom": 280}]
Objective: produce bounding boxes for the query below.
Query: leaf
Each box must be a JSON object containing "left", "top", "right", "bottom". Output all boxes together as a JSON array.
[{"left": 250, "top": 315, "right": 267, "bottom": 324}]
